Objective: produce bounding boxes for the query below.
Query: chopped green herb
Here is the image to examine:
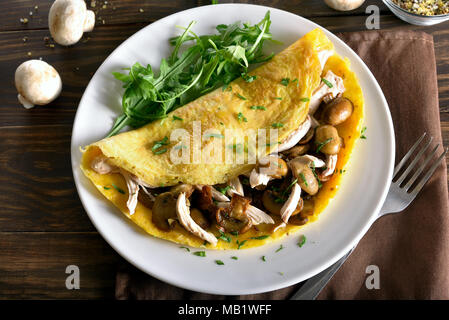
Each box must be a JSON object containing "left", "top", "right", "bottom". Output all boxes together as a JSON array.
[
  {"left": 261, "top": 255, "right": 266, "bottom": 262},
  {"left": 152, "top": 136, "right": 169, "bottom": 154},
  {"left": 280, "top": 78, "right": 290, "bottom": 86},
  {"left": 236, "top": 93, "right": 247, "bottom": 100},
  {"left": 112, "top": 183, "right": 125, "bottom": 194},
  {"left": 215, "top": 260, "right": 225, "bottom": 265},
  {"left": 180, "top": 246, "right": 190, "bottom": 252},
  {"left": 266, "top": 142, "right": 280, "bottom": 147},
  {"left": 193, "top": 251, "right": 206, "bottom": 257},
  {"left": 300, "top": 97, "right": 310, "bottom": 102},
  {"left": 212, "top": 0, "right": 218, "bottom": 4},
  {"left": 274, "top": 97, "right": 282, "bottom": 100},
  {"left": 298, "top": 235, "right": 306, "bottom": 248},
  {"left": 205, "top": 133, "right": 224, "bottom": 139},
  {"left": 299, "top": 172, "right": 308, "bottom": 187},
  {"left": 241, "top": 72, "right": 257, "bottom": 83},
  {"left": 218, "top": 230, "right": 232, "bottom": 243},
  {"left": 279, "top": 272, "right": 284, "bottom": 276},
  {"left": 103, "top": 186, "right": 111, "bottom": 190},
  {"left": 228, "top": 143, "right": 245, "bottom": 154},
  {"left": 173, "top": 145, "right": 187, "bottom": 150},
  {"left": 316, "top": 138, "right": 333, "bottom": 153},
  {"left": 237, "top": 112, "right": 248, "bottom": 122},
  {"left": 292, "top": 78, "right": 299, "bottom": 86},
  {"left": 230, "top": 231, "right": 239, "bottom": 236},
  {"left": 218, "top": 185, "right": 232, "bottom": 195},
  {"left": 275, "top": 244, "right": 284, "bottom": 253},
  {"left": 271, "top": 122, "right": 284, "bottom": 128},
  {"left": 311, "top": 163, "right": 322, "bottom": 188},
  {"left": 282, "top": 178, "right": 298, "bottom": 198},
  {"left": 322, "top": 78, "right": 333, "bottom": 88},
  {"left": 360, "top": 126, "right": 367, "bottom": 139},
  {"left": 250, "top": 105, "right": 266, "bottom": 111},
  {"left": 236, "top": 239, "right": 247, "bottom": 250},
  {"left": 250, "top": 235, "right": 269, "bottom": 240},
  {"left": 172, "top": 115, "right": 183, "bottom": 121},
  {"left": 220, "top": 122, "right": 224, "bottom": 125},
  {"left": 231, "top": 256, "right": 238, "bottom": 260}
]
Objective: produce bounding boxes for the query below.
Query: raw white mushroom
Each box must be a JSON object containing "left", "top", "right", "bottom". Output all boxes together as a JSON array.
[
  {"left": 49, "top": 0, "right": 95, "bottom": 46},
  {"left": 324, "top": 0, "right": 365, "bottom": 11},
  {"left": 176, "top": 192, "right": 218, "bottom": 246},
  {"left": 14, "top": 60, "right": 62, "bottom": 109},
  {"left": 280, "top": 183, "right": 302, "bottom": 223}
]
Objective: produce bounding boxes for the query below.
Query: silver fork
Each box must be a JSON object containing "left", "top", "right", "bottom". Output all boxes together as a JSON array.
[{"left": 291, "top": 132, "right": 448, "bottom": 300}]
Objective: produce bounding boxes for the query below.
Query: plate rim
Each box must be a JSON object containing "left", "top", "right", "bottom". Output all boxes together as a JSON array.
[{"left": 70, "top": 3, "right": 395, "bottom": 295}]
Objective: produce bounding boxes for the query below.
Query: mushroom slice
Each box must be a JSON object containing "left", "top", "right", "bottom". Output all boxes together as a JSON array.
[
  {"left": 120, "top": 170, "right": 140, "bottom": 216},
  {"left": 176, "top": 192, "right": 218, "bottom": 246},
  {"left": 195, "top": 185, "right": 230, "bottom": 202},
  {"left": 246, "top": 206, "right": 275, "bottom": 225},
  {"left": 216, "top": 195, "right": 252, "bottom": 234},
  {"left": 152, "top": 192, "right": 178, "bottom": 231},
  {"left": 280, "top": 184, "right": 302, "bottom": 223},
  {"left": 227, "top": 177, "right": 244, "bottom": 197},
  {"left": 277, "top": 116, "right": 311, "bottom": 153},
  {"left": 309, "top": 70, "right": 345, "bottom": 115}
]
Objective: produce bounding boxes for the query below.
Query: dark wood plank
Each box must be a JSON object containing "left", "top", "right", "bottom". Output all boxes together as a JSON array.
[
  {"left": 0, "top": 124, "right": 96, "bottom": 232},
  {"left": 0, "top": 232, "right": 119, "bottom": 299},
  {"left": 0, "top": 1, "right": 389, "bottom": 32},
  {"left": 0, "top": 0, "right": 198, "bottom": 32}
]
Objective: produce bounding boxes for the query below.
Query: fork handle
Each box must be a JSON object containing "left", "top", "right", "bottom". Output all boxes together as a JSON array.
[{"left": 289, "top": 247, "right": 355, "bottom": 300}]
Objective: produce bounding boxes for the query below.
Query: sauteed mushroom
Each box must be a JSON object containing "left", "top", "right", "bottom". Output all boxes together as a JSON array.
[
  {"left": 216, "top": 194, "right": 252, "bottom": 234},
  {"left": 280, "top": 183, "right": 302, "bottom": 223},
  {"left": 321, "top": 97, "right": 353, "bottom": 125},
  {"left": 152, "top": 192, "right": 178, "bottom": 231},
  {"left": 315, "top": 125, "right": 341, "bottom": 155},
  {"left": 284, "top": 144, "right": 310, "bottom": 159},
  {"left": 190, "top": 208, "right": 210, "bottom": 230},
  {"left": 290, "top": 160, "right": 320, "bottom": 196},
  {"left": 249, "top": 155, "right": 288, "bottom": 189}
]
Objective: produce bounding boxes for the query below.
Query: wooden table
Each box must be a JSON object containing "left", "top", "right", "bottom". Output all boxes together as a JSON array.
[{"left": 0, "top": 0, "right": 447, "bottom": 299}]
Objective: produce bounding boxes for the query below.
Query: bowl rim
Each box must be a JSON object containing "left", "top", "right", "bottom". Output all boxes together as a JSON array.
[{"left": 383, "top": 0, "right": 449, "bottom": 18}]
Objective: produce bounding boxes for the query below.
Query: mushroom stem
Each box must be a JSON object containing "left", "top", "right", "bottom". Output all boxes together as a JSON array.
[
  {"left": 83, "top": 10, "right": 95, "bottom": 32},
  {"left": 176, "top": 192, "right": 218, "bottom": 246}
]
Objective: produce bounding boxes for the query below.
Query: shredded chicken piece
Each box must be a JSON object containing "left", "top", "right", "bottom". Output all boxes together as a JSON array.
[
  {"left": 277, "top": 116, "right": 311, "bottom": 153},
  {"left": 272, "top": 222, "right": 287, "bottom": 233},
  {"left": 289, "top": 155, "right": 326, "bottom": 170},
  {"left": 91, "top": 155, "right": 117, "bottom": 174},
  {"left": 318, "top": 49, "right": 333, "bottom": 70},
  {"left": 120, "top": 169, "right": 139, "bottom": 215},
  {"left": 227, "top": 177, "right": 244, "bottom": 197},
  {"left": 322, "top": 154, "right": 338, "bottom": 177},
  {"left": 280, "top": 183, "right": 302, "bottom": 223},
  {"left": 309, "top": 70, "right": 345, "bottom": 115},
  {"left": 176, "top": 192, "right": 218, "bottom": 246},
  {"left": 249, "top": 155, "right": 282, "bottom": 189},
  {"left": 246, "top": 206, "right": 275, "bottom": 225}
]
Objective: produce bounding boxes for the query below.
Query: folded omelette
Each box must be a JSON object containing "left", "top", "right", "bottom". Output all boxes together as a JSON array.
[{"left": 81, "top": 28, "right": 364, "bottom": 249}]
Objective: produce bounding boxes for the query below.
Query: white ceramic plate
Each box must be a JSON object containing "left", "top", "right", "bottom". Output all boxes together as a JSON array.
[{"left": 71, "top": 4, "right": 395, "bottom": 295}]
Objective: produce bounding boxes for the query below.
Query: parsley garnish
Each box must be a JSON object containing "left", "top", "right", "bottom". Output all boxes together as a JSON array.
[
  {"left": 322, "top": 78, "right": 333, "bottom": 88},
  {"left": 280, "top": 78, "right": 290, "bottom": 86},
  {"left": 103, "top": 186, "right": 111, "bottom": 190},
  {"left": 237, "top": 112, "right": 248, "bottom": 122},
  {"left": 261, "top": 256, "right": 266, "bottom": 262},
  {"left": 172, "top": 115, "right": 183, "bottom": 121},
  {"left": 300, "top": 97, "right": 310, "bottom": 102},
  {"left": 152, "top": 136, "right": 169, "bottom": 155},
  {"left": 218, "top": 185, "right": 232, "bottom": 195},
  {"left": 274, "top": 97, "right": 282, "bottom": 100},
  {"left": 112, "top": 184, "right": 125, "bottom": 194},
  {"left": 271, "top": 122, "right": 284, "bottom": 128},
  {"left": 275, "top": 244, "right": 284, "bottom": 253},
  {"left": 299, "top": 173, "right": 308, "bottom": 187},
  {"left": 236, "top": 239, "right": 247, "bottom": 250},
  {"left": 231, "top": 256, "right": 238, "bottom": 260},
  {"left": 241, "top": 72, "right": 257, "bottom": 83},
  {"left": 250, "top": 105, "right": 266, "bottom": 111},
  {"left": 360, "top": 126, "right": 367, "bottom": 139},
  {"left": 236, "top": 93, "right": 247, "bottom": 100},
  {"left": 292, "top": 78, "right": 299, "bottom": 86},
  {"left": 193, "top": 251, "right": 206, "bottom": 257},
  {"left": 218, "top": 230, "right": 231, "bottom": 243},
  {"left": 250, "top": 235, "right": 269, "bottom": 240},
  {"left": 316, "top": 137, "right": 333, "bottom": 153},
  {"left": 215, "top": 260, "right": 225, "bottom": 265},
  {"left": 298, "top": 235, "right": 306, "bottom": 248},
  {"left": 180, "top": 246, "right": 190, "bottom": 252},
  {"left": 205, "top": 133, "right": 224, "bottom": 139}
]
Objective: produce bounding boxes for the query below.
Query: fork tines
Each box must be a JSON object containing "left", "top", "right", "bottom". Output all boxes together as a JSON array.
[{"left": 393, "top": 132, "right": 448, "bottom": 195}]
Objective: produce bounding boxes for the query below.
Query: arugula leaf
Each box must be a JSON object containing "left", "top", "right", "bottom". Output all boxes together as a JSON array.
[{"left": 107, "top": 12, "right": 274, "bottom": 137}]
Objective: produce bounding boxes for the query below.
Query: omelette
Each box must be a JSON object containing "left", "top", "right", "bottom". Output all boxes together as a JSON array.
[{"left": 80, "top": 28, "right": 364, "bottom": 249}]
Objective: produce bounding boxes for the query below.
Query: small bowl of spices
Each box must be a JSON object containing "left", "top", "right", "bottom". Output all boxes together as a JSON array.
[{"left": 383, "top": 0, "right": 449, "bottom": 25}]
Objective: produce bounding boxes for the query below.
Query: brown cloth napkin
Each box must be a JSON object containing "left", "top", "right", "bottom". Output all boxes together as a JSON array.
[{"left": 115, "top": 30, "right": 449, "bottom": 300}]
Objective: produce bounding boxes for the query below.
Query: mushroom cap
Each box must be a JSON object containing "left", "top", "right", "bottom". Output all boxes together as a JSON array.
[
  {"left": 15, "top": 60, "right": 62, "bottom": 106},
  {"left": 324, "top": 0, "right": 365, "bottom": 11},
  {"left": 49, "top": 0, "right": 95, "bottom": 46}
]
